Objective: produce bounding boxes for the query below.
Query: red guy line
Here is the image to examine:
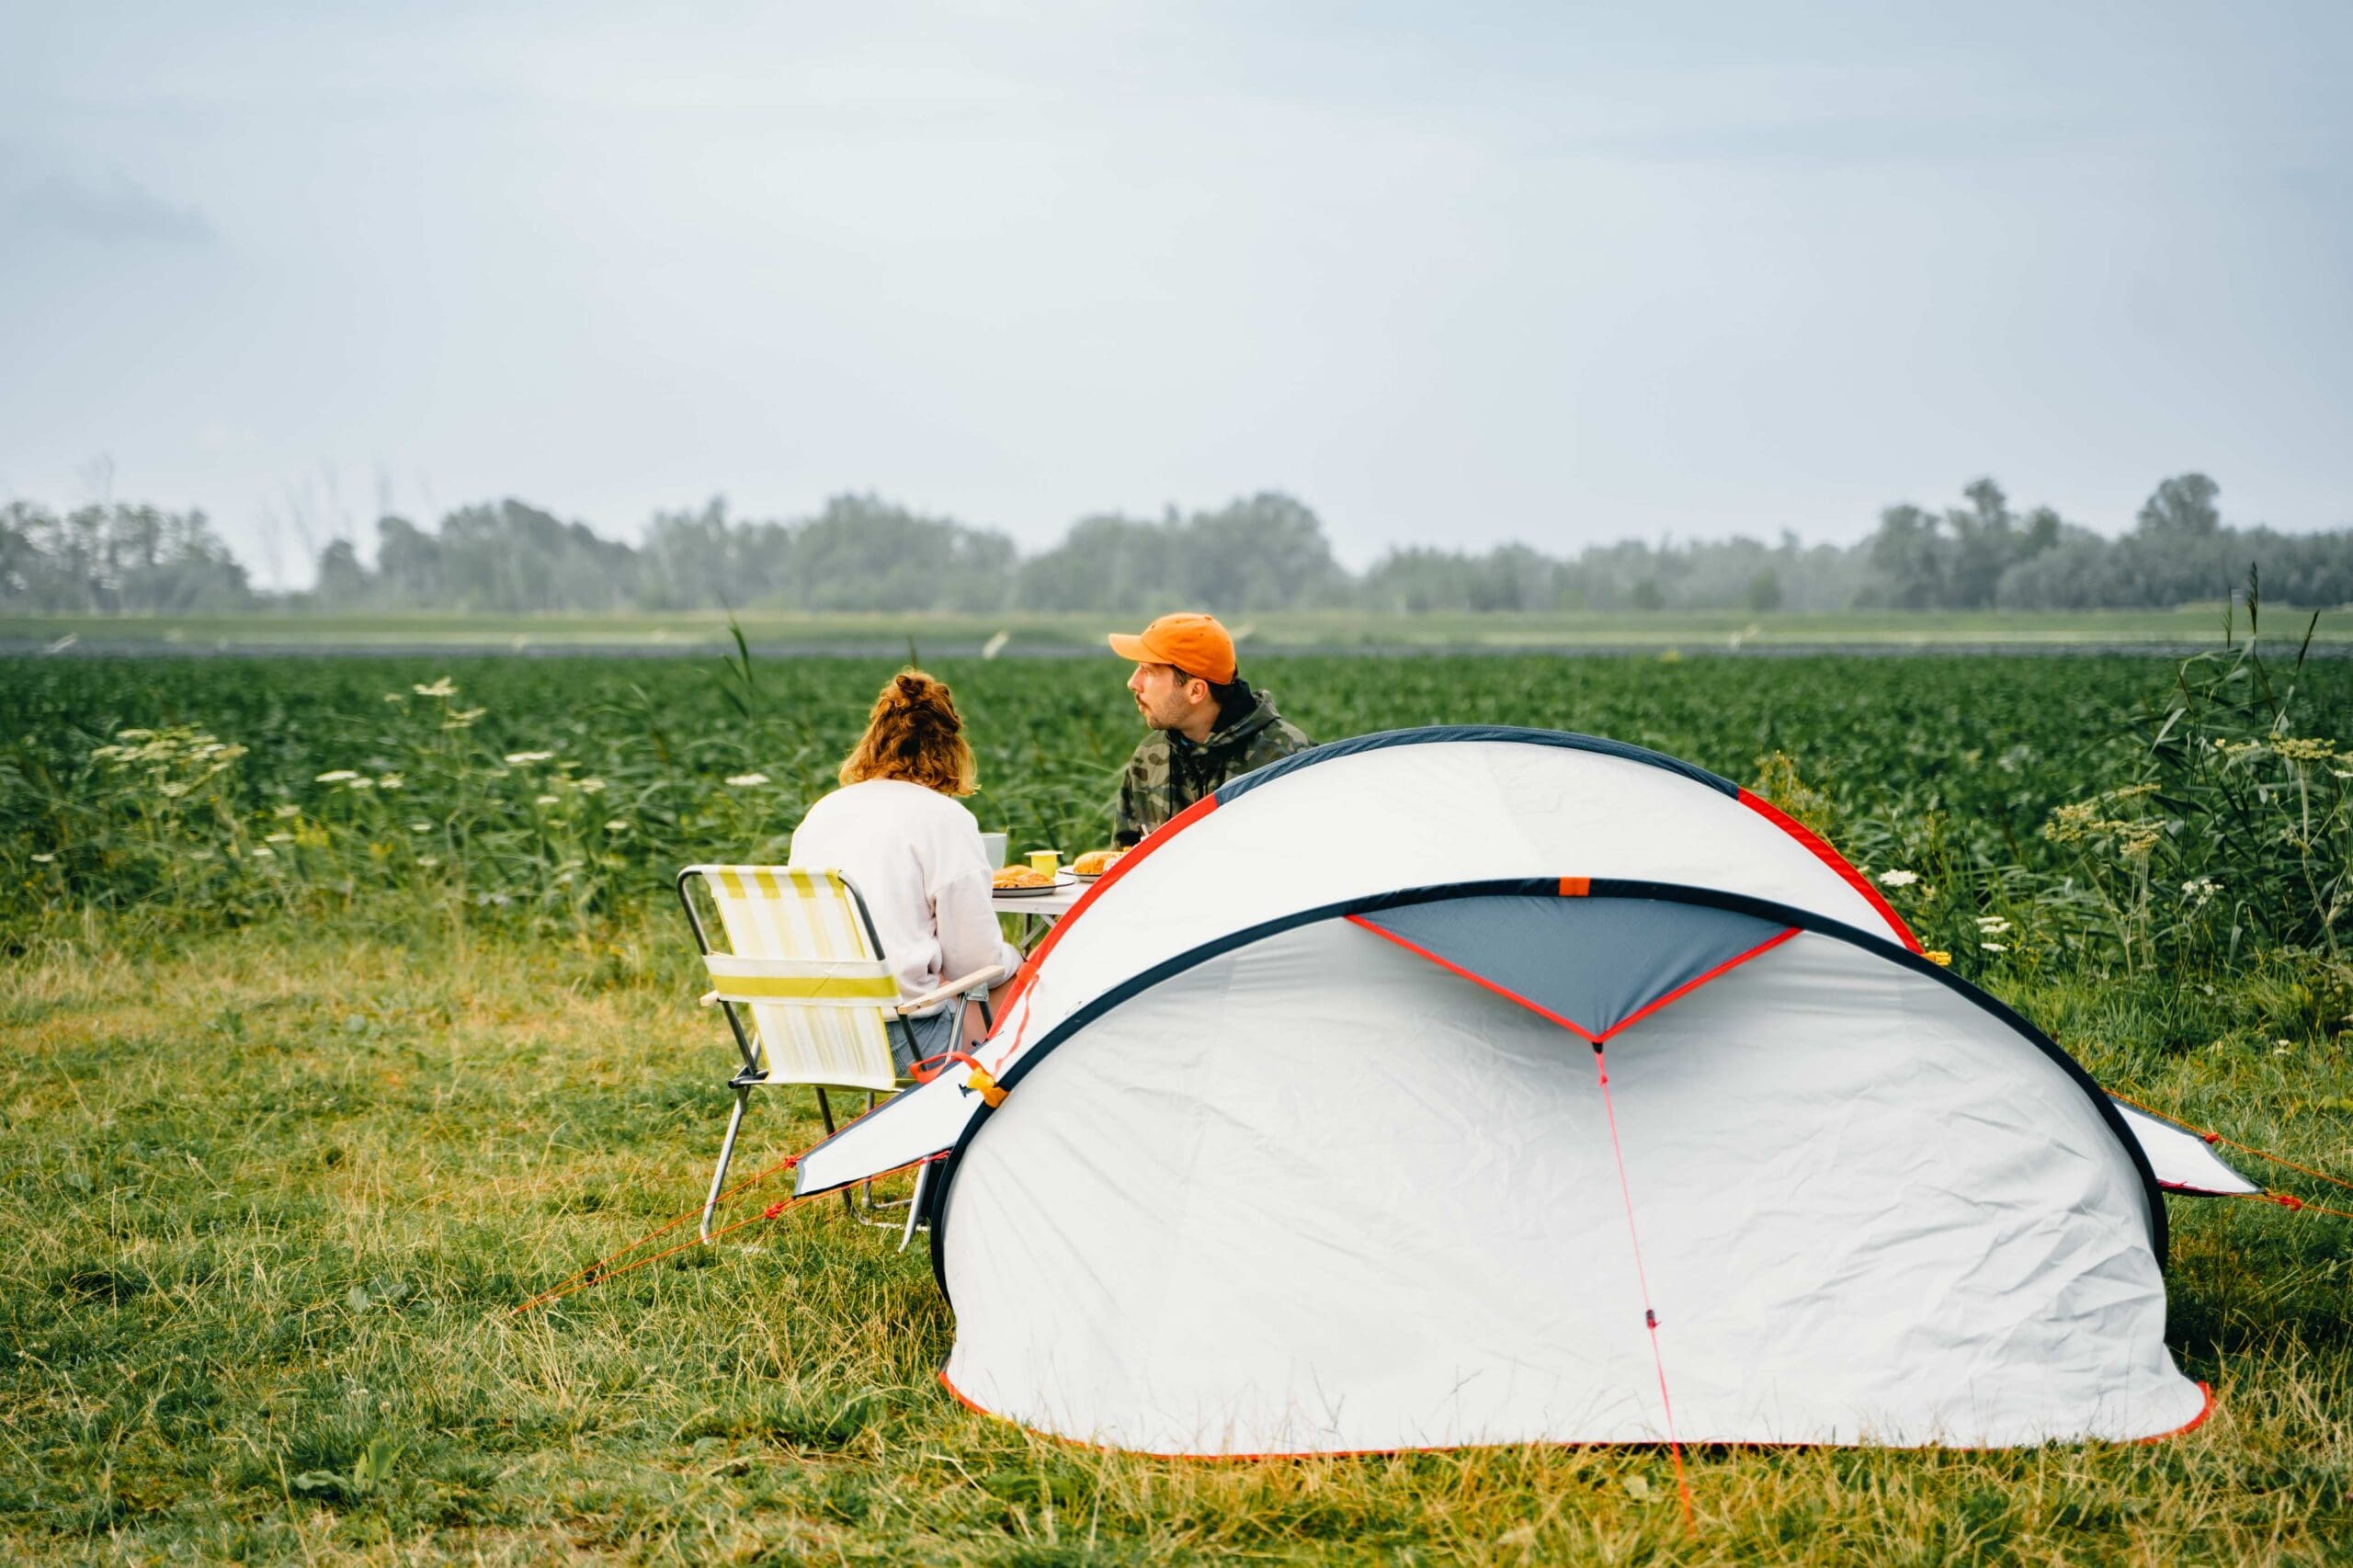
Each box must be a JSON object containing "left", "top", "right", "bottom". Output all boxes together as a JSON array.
[{"left": 1595, "top": 1043, "right": 1698, "bottom": 1537}]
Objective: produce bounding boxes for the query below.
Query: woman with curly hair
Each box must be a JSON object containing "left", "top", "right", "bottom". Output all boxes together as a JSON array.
[{"left": 788, "top": 669, "right": 1022, "bottom": 1072}]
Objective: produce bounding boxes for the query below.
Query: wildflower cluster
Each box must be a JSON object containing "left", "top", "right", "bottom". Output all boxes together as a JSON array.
[
  {"left": 2042, "top": 787, "right": 2168, "bottom": 861},
  {"left": 92, "top": 727, "right": 249, "bottom": 799}
]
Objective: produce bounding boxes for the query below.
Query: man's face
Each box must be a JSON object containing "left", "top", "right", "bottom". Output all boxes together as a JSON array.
[{"left": 1127, "top": 662, "right": 1208, "bottom": 731}]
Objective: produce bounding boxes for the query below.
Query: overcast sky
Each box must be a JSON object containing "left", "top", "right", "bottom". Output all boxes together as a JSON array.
[{"left": 4, "top": 1, "right": 2348, "bottom": 584}]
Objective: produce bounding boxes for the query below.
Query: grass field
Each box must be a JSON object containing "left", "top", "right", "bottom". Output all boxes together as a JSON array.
[
  {"left": 8, "top": 602, "right": 2351, "bottom": 658},
  {"left": 6, "top": 645, "right": 2353, "bottom": 1562}
]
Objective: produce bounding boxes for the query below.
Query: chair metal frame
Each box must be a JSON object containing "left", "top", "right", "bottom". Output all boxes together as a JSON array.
[{"left": 676, "top": 864, "right": 997, "bottom": 1249}]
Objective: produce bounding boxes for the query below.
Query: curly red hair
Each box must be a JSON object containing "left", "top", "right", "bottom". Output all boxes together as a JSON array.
[{"left": 837, "top": 669, "right": 979, "bottom": 797}]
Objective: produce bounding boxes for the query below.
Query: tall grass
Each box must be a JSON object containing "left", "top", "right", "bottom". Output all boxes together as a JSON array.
[
  {"left": 10, "top": 640, "right": 2353, "bottom": 959},
  {"left": 2, "top": 656, "right": 1141, "bottom": 943}
]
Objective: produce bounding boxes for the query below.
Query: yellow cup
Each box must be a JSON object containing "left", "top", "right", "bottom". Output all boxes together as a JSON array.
[{"left": 1027, "top": 849, "right": 1060, "bottom": 878}]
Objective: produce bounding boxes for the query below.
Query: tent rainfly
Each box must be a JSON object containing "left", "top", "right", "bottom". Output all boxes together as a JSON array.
[{"left": 795, "top": 727, "right": 2219, "bottom": 1455}]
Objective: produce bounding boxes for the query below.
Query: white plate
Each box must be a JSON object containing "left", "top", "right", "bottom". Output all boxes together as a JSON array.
[{"left": 995, "top": 871, "right": 1079, "bottom": 898}]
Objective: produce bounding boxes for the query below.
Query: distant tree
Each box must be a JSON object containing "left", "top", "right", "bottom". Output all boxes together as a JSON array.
[
  {"left": 1017, "top": 493, "right": 1347, "bottom": 614},
  {"left": 0, "top": 505, "right": 38, "bottom": 602},
  {"left": 1993, "top": 529, "right": 2106, "bottom": 608},
  {"left": 1858, "top": 481, "right": 2065, "bottom": 609},
  {"left": 1175, "top": 494, "right": 1351, "bottom": 611},
  {"left": 2137, "top": 473, "right": 2222, "bottom": 538},
  {"left": 1017, "top": 514, "right": 1180, "bottom": 613},
  {"left": 434, "top": 499, "right": 638, "bottom": 612},
  {"left": 1945, "top": 481, "right": 2017, "bottom": 609},
  {"left": 788, "top": 494, "right": 1015, "bottom": 612},
  {"left": 1861, "top": 505, "right": 1945, "bottom": 608},
  {"left": 639, "top": 497, "right": 753, "bottom": 610},
  {"left": 314, "top": 539, "right": 369, "bottom": 605},
  {"left": 0, "top": 501, "right": 249, "bottom": 612},
  {"left": 20, "top": 468, "right": 2353, "bottom": 620},
  {"left": 1362, "top": 545, "right": 1550, "bottom": 612},
  {"left": 370, "top": 516, "right": 444, "bottom": 606},
  {"left": 1992, "top": 474, "right": 2342, "bottom": 608}
]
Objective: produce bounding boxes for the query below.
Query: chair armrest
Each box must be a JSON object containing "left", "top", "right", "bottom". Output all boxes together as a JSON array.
[
  {"left": 699, "top": 990, "right": 720, "bottom": 1007},
  {"left": 893, "top": 965, "right": 1007, "bottom": 1016}
]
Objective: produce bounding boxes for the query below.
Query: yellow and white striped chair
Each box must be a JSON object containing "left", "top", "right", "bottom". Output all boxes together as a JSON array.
[{"left": 676, "top": 864, "right": 1002, "bottom": 1245}]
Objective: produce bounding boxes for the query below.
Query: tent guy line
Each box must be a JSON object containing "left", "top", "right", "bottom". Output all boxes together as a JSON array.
[{"left": 1593, "top": 1036, "right": 1698, "bottom": 1533}]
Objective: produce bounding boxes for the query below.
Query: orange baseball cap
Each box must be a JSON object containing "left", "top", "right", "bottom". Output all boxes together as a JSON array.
[{"left": 1107, "top": 612, "right": 1236, "bottom": 685}]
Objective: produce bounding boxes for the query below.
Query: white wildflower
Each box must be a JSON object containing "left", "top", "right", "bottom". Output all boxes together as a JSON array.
[
  {"left": 346, "top": 777, "right": 376, "bottom": 790},
  {"left": 534, "top": 794, "right": 561, "bottom": 807},
  {"left": 413, "top": 677, "right": 457, "bottom": 698},
  {"left": 409, "top": 822, "right": 433, "bottom": 834},
  {"left": 315, "top": 769, "right": 361, "bottom": 784},
  {"left": 1877, "top": 869, "right": 1920, "bottom": 888},
  {"left": 1979, "top": 941, "right": 2007, "bottom": 952},
  {"left": 250, "top": 845, "right": 275, "bottom": 858},
  {"left": 1973, "top": 915, "right": 2012, "bottom": 934},
  {"left": 504, "top": 751, "right": 555, "bottom": 766},
  {"left": 273, "top": 803, "right": 301, "bottom": 819},
  {"left": 30, "top": 853, "right": 56, "bottom": 864},
  {"left": 604, "top": 819, "right": 629, "bottom": 832},
  {"left": 265, "top": 832, "right": 295, "bottom": 844},
  {"left": 375, "top": 774, "right": 403, "bottom": 790},
  {"left": 725, "top": 772, "right": 771, "bottom": 788},
  {"left": 417, "top": 856, "right": 440, "bottom": 868},
  {"left": 576, "top": 778, "right": 606, "bottom": 794}
]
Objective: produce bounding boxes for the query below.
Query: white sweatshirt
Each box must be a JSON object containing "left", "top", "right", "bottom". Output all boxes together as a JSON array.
[{"left": 787, "top": 778, "right": 1022, "bottom": 1015}]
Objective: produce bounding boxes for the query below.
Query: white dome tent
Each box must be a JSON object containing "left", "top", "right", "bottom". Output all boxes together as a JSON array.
[{"left": 793, "top": 727, "right": 2221, "bottom": 1455}]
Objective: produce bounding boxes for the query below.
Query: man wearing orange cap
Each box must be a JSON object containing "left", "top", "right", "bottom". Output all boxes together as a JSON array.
[{"left": 1107, "top": 612, "right": 1313, "bottom": 846}]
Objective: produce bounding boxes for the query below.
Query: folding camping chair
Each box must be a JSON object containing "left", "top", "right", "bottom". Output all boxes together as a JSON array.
[{"left": 676, "top": 864, "right": 1002, "bottom": 1248}]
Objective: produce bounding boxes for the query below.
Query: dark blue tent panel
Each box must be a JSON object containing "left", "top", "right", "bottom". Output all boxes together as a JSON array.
[{"left": 1350, "top": 893, "right": 1794, "bottom": 1042}]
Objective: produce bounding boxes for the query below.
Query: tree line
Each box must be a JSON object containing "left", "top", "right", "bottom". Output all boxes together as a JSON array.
[{"left": 5, "top": 472, "right": 2347, "bottom": 616}]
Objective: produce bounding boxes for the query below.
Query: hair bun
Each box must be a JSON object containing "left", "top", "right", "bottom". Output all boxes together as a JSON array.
[{"left": 888, "top": 669, "right": 957, "bottom": 730}]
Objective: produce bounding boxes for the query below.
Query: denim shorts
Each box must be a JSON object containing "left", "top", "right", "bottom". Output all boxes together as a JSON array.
[{"left": 893, "top": 1007, "right": 964, "bottom": 1075}]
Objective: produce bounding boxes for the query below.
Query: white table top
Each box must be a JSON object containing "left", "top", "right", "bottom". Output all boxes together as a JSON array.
[{"left": 990, "top": 882, "right": 1086, "bottom": 919}]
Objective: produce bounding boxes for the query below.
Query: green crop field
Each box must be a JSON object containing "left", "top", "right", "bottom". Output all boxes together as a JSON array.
[{"left": 6, "top": 634, "right": 2353, "bottom": 1562}]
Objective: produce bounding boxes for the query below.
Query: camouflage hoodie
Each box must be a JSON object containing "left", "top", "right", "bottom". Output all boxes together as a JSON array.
[{"left": 1112, "top": 684, "right": 1313, "bottom": 846}]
